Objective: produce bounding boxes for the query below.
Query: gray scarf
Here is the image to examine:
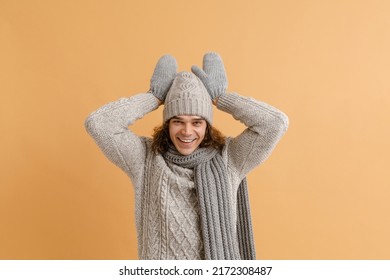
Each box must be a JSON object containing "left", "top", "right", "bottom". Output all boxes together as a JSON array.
[{"left": 164, "top": 146, "right": 256, "bottom": 260}]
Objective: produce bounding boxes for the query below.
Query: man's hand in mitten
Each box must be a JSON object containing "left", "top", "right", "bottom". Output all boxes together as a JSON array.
[
  {"left": 191, "top": 52, "right": 228, "bottom": 101},
  {"left": 149, "top": 55, "right": 177, "bottom": 102}
]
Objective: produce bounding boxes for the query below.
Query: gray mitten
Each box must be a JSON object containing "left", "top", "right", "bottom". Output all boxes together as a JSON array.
[
  {"left": 191, "top": 52, "right": 228, "bottom": 100},
  {"left": 150, "top": 55, "right": 177, "bottom": 101}
]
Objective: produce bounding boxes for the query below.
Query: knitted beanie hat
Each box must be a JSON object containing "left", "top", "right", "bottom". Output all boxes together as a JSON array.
[{"left": 163, "top": 71, "right": 213, "bottom": 124}]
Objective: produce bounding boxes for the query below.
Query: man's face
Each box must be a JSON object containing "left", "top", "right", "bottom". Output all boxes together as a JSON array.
[{"left": 168, "top": 115, "right": 207, "bottom": 156}]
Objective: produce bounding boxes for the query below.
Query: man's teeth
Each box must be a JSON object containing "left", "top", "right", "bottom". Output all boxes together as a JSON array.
[{"left": 179, "top": 138, "right": 195, "bottom": 143}]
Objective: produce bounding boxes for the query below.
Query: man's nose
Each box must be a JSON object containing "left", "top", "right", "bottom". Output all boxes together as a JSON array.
[{"left": 181, "top": 123, "right": 191, "bottom": 135}]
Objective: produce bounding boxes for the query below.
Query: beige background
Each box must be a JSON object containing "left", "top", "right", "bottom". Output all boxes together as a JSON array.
[{"left": 1, "top": 0, "right": 389, "bottom": 259}]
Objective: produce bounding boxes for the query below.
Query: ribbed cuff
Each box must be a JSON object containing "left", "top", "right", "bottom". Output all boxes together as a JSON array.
[
  {"left": 136, "top": 92, "right": 161, "bottom": 112},
  {"left": 163, "top": 97, "right": 213, "bottom": 124},
  {"left": 216, "top": 92, "right": 240, "bottom": 114}
]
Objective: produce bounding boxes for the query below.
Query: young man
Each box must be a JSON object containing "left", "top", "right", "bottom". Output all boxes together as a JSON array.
[{"left": 85, "top": 52, "right": 289, "bottom": 260}]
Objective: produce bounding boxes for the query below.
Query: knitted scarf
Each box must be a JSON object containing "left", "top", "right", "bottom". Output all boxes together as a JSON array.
[{"left": 164, "top": 146, "right": 256, "bottom": 260}]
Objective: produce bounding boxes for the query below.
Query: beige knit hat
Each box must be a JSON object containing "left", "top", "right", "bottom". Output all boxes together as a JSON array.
[{"left": 163, "top": 71, "right": 213, "bottom": 124}]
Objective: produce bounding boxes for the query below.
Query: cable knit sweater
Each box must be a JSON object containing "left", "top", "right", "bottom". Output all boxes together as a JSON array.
[{"left": 85, "top": 92, "right": 289, "bottom": 259}]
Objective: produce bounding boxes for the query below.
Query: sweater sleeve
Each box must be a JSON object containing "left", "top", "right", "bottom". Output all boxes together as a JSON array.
[
  {"left": 217, "top": 93, "right": 289, "bottom": 178},
  {"left": 84, "top": 93, "right": 160, "bottom": 182}
]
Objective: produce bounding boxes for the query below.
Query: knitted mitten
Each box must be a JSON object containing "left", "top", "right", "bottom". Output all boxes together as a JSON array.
[
  {"left": 150, "top": 55, "right": 177, "bottom": 101},
  {"left": 191, "top": 52, "right": 228, "bottom": 100}
]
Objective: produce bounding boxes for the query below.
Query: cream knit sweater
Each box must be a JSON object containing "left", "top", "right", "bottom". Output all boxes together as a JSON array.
[{"left": 85, "top": 92, "right": 288, "bottom": 259}]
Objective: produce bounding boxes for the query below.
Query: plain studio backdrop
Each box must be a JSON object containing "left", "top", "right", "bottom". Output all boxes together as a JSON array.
[{"left": 1, "top": 0, "right": 389, "bottom": 259}]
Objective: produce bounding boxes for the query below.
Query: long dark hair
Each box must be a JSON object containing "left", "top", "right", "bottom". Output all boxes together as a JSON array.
[{"left": 151, "top": 120, "right": 226, "bottom": 154}]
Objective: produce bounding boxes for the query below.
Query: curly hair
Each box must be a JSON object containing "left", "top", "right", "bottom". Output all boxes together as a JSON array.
[{"left": 151, "top": 120, "right": 226, "bottom": 154}]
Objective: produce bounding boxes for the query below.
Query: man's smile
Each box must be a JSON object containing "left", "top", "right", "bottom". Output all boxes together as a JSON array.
[{"left": 177, "top": 137, "right": 197, "bottom": 143}]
